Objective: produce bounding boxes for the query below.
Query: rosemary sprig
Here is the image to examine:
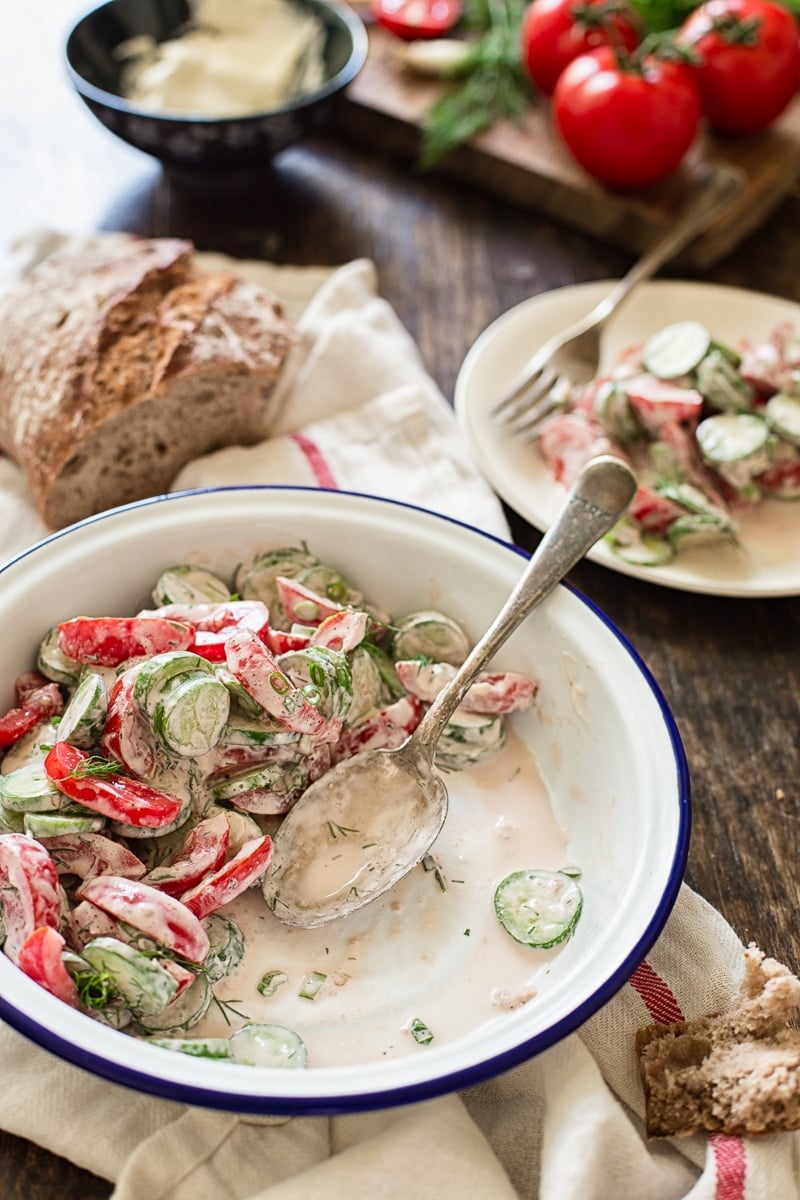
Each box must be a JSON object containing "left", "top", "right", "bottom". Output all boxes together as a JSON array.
[{"left": 420, "top": 0, "right": 531, "bottom": 169}]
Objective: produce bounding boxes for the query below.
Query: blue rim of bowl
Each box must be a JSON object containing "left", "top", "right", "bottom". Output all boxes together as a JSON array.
[
  {"left": 0, "top": 485, "right": 691, "bottom": 1115},
  {"left": 65, "top": 0, "right": 369, "bottom": 123}
]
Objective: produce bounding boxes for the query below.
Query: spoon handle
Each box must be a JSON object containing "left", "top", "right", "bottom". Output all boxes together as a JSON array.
[{"left": 413, "top": 455, "right": 637, "bottom": 754}]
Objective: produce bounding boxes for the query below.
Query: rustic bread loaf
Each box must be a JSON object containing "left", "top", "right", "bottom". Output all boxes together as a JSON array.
[
  {"left": 0, "top": 236, "right": 297, "bottom": 529},
  {"left": 636, "top": 945, "right": 800, "bottom": 1138}
]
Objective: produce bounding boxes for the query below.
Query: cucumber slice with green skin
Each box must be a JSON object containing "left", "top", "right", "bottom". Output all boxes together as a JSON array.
[
  {"left": 277, "top": 646, "right": 353, "bottom": 721},
  {"left": 696, "top": 413, "right": 775, "bottom": 489},
  {"left": 494, "top": 869, "right": 583, "bottom": 949},
  {"left": 605, "top": 520, "right": 673, "bottom": 567},
  {"left": 0, "top": 805, "right": 26, "bottom": 834},
  {"left": 360, "top": 642, "right": 405, "bottom": 700},
  {"left": 202, "top": 913, "right": 245, "bottom": 983},
  {"left": 217, "top": 712, "right": 300, "bottom": 749},
  {"left": 346, "top": 646, "right": 385, "bottom": 726},
  {"left": 295, "top": 563, "right": 364, "bottom": 608},
  {"left": 391, "top": 611, "right": 471, "bottom": 666},
  {"left": 133, "top": 650, "right": 216, "bottom": 717},
  {"left": 23, "top": 810, "right": 106, "bottom": 837},
  {"left": 591, "top": 380, "right": 641, "bottom": 442},
  {"left": 765, "top": 394, "right": 800, "bottom": 447},
  {"left": 135, "top": 971, "right": 212, "bottom": 1033},
  {"left": 436, "top": 712, "right": 507, "bottom": 771},
  {"left": 642, "top": 321, "right": 712, "bottom": 379},
  {"left": 37, "top": 627, "right": 82, "bottom": 686},
  {"left": 668, "top": 513, "right": 739, "bottom": 550},
  {"left": 257, "top": 970, "right": 288, "bottom": 997},
  {"left": 234, "top": 547, "right": 318, "bottom": 626},
  {"left": 147, "top": 1036, "right": 232, "bottom": 1059},
  {"left": 152, "top": 565, "right": 232, "bottom": 607},
  {"left": 228, "top": 1023, "right": 308, "bottom": 1069},
  {"left": 298, "top": 970, "right": 327, "bottom": 1000},
  {"left": 81, "top": 937, "right": 179, "bottom": 1017},
  {"left": 57, "top": 672, "right": 108, "bottom": 750},
  {"left": 0, "top": 763, "right": 70, "bottom": 813},
  {"left": 150, "top": 671, "right": 231, "bottom": 758},
  {"left": 212, "top": 761, "right": 286, "bottom": 801},
  {"left": 214, "top": 666, "right": 265, "bottom": 718},
  {"left": 695, "top": 349, "right": 755, "bottom": 413}
]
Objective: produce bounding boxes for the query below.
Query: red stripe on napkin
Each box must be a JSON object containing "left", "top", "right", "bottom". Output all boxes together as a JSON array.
[
  {"left": 629, "top": 960, "right": 684, "bottom": 1025},
  {"left": 630, "top": 961, "right": 747, "bottom": 1200},
  {"left": 290, "top": 432, "right": 338, "bottom": 489},
  {"left": 710, "top": 1134, "right": 747, "bottom": 1199}
]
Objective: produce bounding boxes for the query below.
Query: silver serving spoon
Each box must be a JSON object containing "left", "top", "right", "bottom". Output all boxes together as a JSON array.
[{"left": 263, "top": 455, "right": 637, "bottom": 928}]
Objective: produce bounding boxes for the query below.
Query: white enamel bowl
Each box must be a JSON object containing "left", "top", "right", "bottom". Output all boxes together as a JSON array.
[{"left": 0, "top": 487, "right": 689, "bottom": 1113}]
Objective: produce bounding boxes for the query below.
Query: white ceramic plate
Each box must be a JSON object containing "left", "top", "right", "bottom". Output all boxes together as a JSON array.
[
  {"left": 455, "top": 281, "right": 800, "bottom": 598},
  {"left": 0, "top": 487, "right": 688, "bottom": 1113}
]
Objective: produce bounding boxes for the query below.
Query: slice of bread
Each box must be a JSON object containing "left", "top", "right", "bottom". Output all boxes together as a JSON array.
[
  {"left": 636, "top": 945, "right": 800, "bottom": 1137},
  {"left": 0, "top": 237, "right": 297, "bottom": 530}
]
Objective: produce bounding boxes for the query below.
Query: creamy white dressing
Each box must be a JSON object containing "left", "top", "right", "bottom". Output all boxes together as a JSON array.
[
  {"left": 194, "top": 731, "right": 574, "bottom": 1067},
  {"left": 117, "top": 0, "right": 327, "bottom": 118}
]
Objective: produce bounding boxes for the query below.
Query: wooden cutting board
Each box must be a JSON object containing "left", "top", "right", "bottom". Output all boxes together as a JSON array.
[{"left": 338, "top": 24, "right": 800, "bottom": 268}]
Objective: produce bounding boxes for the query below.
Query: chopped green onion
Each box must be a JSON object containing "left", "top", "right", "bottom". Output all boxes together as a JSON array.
[
  {"left": 298, "top": 971, "right": 327, "bottom": 1000},
  {"left": 257, "top": 970, "right": 288, "bottom": 998},
  {"left": 409, "top": 1018, "right": 434, "bottom": 1045}
]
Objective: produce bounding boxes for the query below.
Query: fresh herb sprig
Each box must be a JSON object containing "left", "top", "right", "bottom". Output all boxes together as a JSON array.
[{"left": 420, "top": 0, "right": 532, "bottom": 169}]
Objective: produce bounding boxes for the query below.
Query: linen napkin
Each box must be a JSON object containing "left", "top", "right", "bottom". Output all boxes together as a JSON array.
[{"left": 0, "top": 233, "right": 798, "bottom": 1200}]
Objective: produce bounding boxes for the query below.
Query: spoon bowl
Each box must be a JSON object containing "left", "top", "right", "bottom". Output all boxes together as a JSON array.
[{"left": 263, "top": 454, "right": 638, "bottom": 927}]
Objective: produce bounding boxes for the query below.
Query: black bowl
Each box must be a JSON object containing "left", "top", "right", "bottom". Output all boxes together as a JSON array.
[{"left": 65, "top": 0, "right": 368, "bottom": 179}]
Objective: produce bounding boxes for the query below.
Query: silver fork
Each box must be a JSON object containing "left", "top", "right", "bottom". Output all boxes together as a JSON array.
[{"left": 491, "top": 163, "right": 744, "bottom": 440}]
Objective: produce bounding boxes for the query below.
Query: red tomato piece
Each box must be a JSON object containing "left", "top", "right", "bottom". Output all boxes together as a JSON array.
[
  {"left": 310, "top": 610, "right": 369, "bottom": 653},
  {"left": 180, "top": 835, "right": 273, "bottom": 920},
  {"left": 553, "top": 47, "right": 702, "bottom": 189},
  {"left": 0, "top": 833, "right": 62, "bottom": 964},
  {"left": 622, "top": 375, "right": 705, "bottom": 433},
  {"left": 17, "top": 926, "right": 80, "bottom": 1008},
  {"left": 628, "top": 486, "right": 685, "bottom": 535},
  {"left": 264, "top": 627, "right": 312, "bottom": 655},
  {"left": 66, "top": 899, "right": 121, "bottom": 950},
  {"left": 331, "top": 694, "right": 422, "bottom": 764},
  {"left": 372, "top": 0, "right": 461, "bottom": 40},
  {"left": 44, "top": 743, "right": 185, "bottom": 829},
  {"left": 538, "top": 411, "right": 622, "bottom": 486},
  {"left": 678, "top": 0, "right": 800, "bottom": 135},
  {"left": 274, "top": 577, "right": 344, "bottom": 626},
  {"left": 459, "top": 672, "right": 539, "bottom": 714},
  {"left": 100, "top": 670, "right": 160, "bottom": 779},
  {"left": 39, "top": 832, "right": 147, "bottom": 881},
  {"left": 142, "top": 813, "right": 230, "bottom": 896},
  {"left": 57, "top": 616, "right": 193, "bottom": 667},
  {"left": 0, "top": 679, "right": 64, "bottom": 748},
  {"left": 77, "top": 875, "right": 210, "bottom": 963},
  {"left": 520, "top": 0, "right": 641, "bottom": 95}
]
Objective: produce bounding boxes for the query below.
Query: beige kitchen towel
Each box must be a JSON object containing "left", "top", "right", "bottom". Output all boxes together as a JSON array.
[{"left": 0, "top": 234, "right": 797, "bottom": 1200}]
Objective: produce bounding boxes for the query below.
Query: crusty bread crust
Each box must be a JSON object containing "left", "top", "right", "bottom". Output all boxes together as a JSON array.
[
  {"left": 0, "top": 237, "right": 297, "bottom": 529},
  {"left": 636, "top": 946, "right": 800, "bottom": 1138}
]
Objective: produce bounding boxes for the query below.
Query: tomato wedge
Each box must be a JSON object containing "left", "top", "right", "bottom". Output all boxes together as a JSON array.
[
  {"left": 180, "top": 835, "right": 273, "bottom": 920},
  {"left": 0, "top": 677, "right": 64, "bottom": 748},
  {"left": 57, "top": 616, "right": 193, "bottom": 667},
  {"left": 17, "top": 926, "right": 80, "bottom": 1007},
  {"left": 0, "top": 833, "right": 62, "bottom": 963},
  {"left": 142, "top": 813, "right": 230, "bottom": 896},
  {"left": 44, "top": 743, "right": 184, "bottom": 829},
  {"left": 40, "top": 832, "right": 147, "bottom": 881},
  {"left": 77, "top": 875, "right": 210, "bottom": 963}
]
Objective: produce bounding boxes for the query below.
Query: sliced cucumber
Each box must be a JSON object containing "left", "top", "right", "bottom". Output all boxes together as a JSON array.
[
  {"left": 0, "top": 763, "right": 69, "bottom": 813},
  {"left": 436, "top": 711, "right": 506, "bottom": 771},
  {"left": 298, "top": 970, "right": 327, "bottom": 1000},
  {"left": 295, "top": 562, "right": 363, "bottom": 608},
  {"left": 217, "top": 712, "right": 299, "bottom": 749},
  {"left": 391, "top": 611, "right": 470, "bottom": 666},
  {"left": 591, "top": 379, "right": 641, "bottom": 442},
  {"left": 152, "top": 565, "right": 231, "bottom": 607},
  {"left": 360, "top": 642, "right": 404, "bottom": 700},
  {"left": 257, "top": 970, "right": 288, "bottom": 997},
  {"left": 133, "top": 650, "right": 215, "bottom": 717},
  {"left": 147, "top": 1036, "right": 231, "bottom": 1059},
  {"left": 668, "top": 513, "right": 739, "bottom": 550},
  {"left": 228, "top": 1023, "right": 308, "bottom": 1069},
  {"left": 696, "top": 413, "right": 774, "bottom": 489},
  {"left": 37, "top": 627, "right": 82, "bottom": 686},
  {"left": 277, "top": 645, "right": 353, "bottom": 721},
  {"left": 0, "top": 720, "right": 60, "bottom": 774},
  {"left": 150, "top": 671, "right": 230, "bottom": 758},
  {"left": 81, "top": 937, "right": 179, "bottom": 1017},
  {"left": 0, "top": 805, "right": 26, "bottom": 834},
  {"left": 642, "top": 321, "right": 711, "bottom": 379},
  {"left": 494, "top": 869, "right": 583, "bottom": 948},
  {"left": 24, "top": 810, "right": 106, "bottom": 837},
  {"left": 605, "top": 520, "right": 673, "bottom": 567},
  {"left": 765, "top": 393, "right": 800, "bottom": 447},
  {"left": 135, "top": 971, "right": 211, "bottom": 1033},
  {"left": 695, "top": 348, "right": 755, "bottom": 413},
  {"left": 202, "top": 913, "right": 245, "bottom": 983},
  {"left": 214, "top": 665, "right": 264, "bottom": 718},
  {"left": 211, "top": 761, "right": 287, "bottom": 802},
  {"left": 56, "top": 672, "right": 108, "bottom": 749},
  {"left": 234, "top": 546, "right": 318, "bottom": 625},
  {"left": 346, "top": 646, "right": 384, "bottom": 726}
]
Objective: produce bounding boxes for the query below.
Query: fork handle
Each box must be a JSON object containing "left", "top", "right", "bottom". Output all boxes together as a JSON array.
[{"left": 587, "top": 163, "right": 744, "bottom": 329}]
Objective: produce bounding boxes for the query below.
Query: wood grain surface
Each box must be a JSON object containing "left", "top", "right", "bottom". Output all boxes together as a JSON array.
[
  {"left": 339, "top": 23, "right": 800, "bottom": 268},
  {"left": 0, "top": 2, "right": 799, "bottom": 1196}
]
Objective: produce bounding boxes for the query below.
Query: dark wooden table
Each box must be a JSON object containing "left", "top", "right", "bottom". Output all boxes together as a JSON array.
[{"left": 2, "top": 2, "right": 799, "bottom": 1195}]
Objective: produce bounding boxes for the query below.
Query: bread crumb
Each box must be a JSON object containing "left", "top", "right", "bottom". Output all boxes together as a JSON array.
[{"left": 636, "top": 944, "right": 800, "bottom": 1138}]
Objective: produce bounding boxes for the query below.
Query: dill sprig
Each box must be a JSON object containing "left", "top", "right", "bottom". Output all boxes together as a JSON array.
[
  {"left": 68, "top": 754, "right": 125, "bottom": 780},
  {"left": 420, "top": 0, "right": 531, "bottom": 169}
]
